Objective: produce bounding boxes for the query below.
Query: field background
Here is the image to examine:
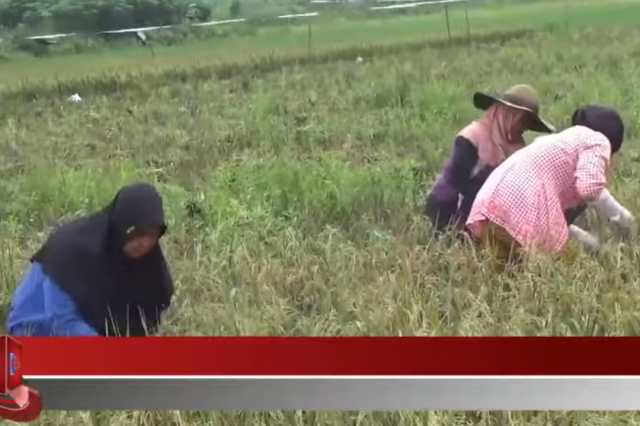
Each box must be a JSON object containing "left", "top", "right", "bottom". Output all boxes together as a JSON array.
[
  {"left": 0, "top": 0, "right": 638, "bottom": 85},
  {"left": 3, "top": 0, "right": 640, "bottom": 424}
]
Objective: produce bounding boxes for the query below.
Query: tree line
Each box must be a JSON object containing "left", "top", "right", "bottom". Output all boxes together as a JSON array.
[{"left": 0, "top": 0, "right": 242, "bottom": 34}]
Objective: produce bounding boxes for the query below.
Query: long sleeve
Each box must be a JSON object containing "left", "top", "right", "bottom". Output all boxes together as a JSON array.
[
  {"left": 8, "top": 263, "right": 98, "bottom": 337},
  {"left": 589, "top": 189, "right": 634, "bottom": 230},
  {"left": 568, "top": 224, "right": 600, "bottom": 254},
  {"left": 565, "top": 205, "right": 600, "bottom": 254},
  {"left": 449, "top": 136, "right": 481, "bottom": 196},
  {"left": 42, "top": 272, "right": 99, "bottom": 337},
  {"left": 7, "top": 264, "right": 47, "bottom": 336}
]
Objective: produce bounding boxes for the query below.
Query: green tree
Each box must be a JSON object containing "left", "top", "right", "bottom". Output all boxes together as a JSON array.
[
  {"left": 0, "top": 0, "right": 213, "bottom": 33},
  {"left": 229, "top": 0, "right": 241, "bottom": 19}
]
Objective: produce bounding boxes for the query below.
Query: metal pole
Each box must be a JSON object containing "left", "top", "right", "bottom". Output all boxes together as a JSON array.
[
  {"left": 464, "top": 3, "right": 470, "bottom": 44},
  {"left": 308, "top": 23, "right": 312, "bottom": 55},
  {"left": 444, "top": 4, "right": 452, "bottom": 44}
]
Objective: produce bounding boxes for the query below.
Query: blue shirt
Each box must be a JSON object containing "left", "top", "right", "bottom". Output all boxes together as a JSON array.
[{"left": 7, "top": 262, "right": 98, "bottom": 337}]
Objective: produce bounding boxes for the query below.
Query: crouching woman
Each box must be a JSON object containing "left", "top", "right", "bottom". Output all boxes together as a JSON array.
[
  {"left": 6, "top": 183, "right": 174, "bottom": 337},
  {"left": 425, "top": 84, "right": 555, "bottom": 236},
  {"left": 466, "top": 105, "right": 633, "bottom": 271}
]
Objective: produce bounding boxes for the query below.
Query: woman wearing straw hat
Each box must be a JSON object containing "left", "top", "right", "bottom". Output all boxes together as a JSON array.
[
  {"left": 466, "top": 104, "right": 634, "bottom": 272},
  {"left": 425, "top": 84, "right": 555, "bottom": 237}
]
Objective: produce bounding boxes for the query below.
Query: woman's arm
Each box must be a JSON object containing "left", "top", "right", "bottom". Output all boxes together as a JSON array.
[
  {"left": 568, "top": 224, "right": 600, "bottom": 254},
  {"left": 589, "top": 189, "right": 634, "bottom": 232},
  {"left": 449, "top": 136, "right": 481, "bottom": 196},
  {"left": 564, "top": 204, "right": 601, "bottom": 254},
  {"left": 575, "top": 137, "right": 634, "bottom": 230}
]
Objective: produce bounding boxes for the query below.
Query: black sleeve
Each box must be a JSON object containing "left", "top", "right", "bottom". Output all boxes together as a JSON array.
[
  {"left": 449, "top": 136, "right": 480, "bottom": 195},
  {"left": 565, "top": 204, "right": 588, "bottom": 225}
]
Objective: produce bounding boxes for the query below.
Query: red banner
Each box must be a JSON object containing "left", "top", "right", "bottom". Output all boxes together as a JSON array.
[{"left": 16, "top": 337, "right": 640, "bottom": 376}]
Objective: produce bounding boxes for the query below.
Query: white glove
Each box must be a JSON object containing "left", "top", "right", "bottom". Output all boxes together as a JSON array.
[
  {"left": 589, "top": 189, "right": 634, "bottom": 230},
  {"left": 568, "top": 224, "right": 600, "bottom": 254}
]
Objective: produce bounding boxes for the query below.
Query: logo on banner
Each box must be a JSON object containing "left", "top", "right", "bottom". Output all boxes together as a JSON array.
[
  {"left": 10, "top": 353, "right": 18, "bottom": 376},
  {"left": 0, "top": 336, "right": 42, "bottom": 422}
]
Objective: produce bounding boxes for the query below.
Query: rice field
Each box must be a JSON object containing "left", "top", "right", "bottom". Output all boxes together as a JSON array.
[
  {"left": 0, "top": 0, "right": 637, "bottom": 86},
  {"left": 3, "top": 0, "right": 640, "bottom": 424}
]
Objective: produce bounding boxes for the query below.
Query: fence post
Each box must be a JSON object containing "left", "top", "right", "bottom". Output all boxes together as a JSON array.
[
  {"left": 464, "top": 3, "right": 470, "bottom": 44},
  {"left": 308, "top": 22, "right": 312, "bottom": 55},
  {"left": 444, "top": 4, "right": 452, "bottom": 44}
]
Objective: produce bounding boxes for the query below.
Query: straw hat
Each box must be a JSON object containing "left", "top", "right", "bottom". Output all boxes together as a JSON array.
[{"left": 473, "top": 84, "right": 555, "bottom": 134}]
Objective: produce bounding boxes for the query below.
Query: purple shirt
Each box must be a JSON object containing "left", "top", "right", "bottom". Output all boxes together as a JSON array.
[{"left": 427, "top": 136, "right": 493, "bottom": 230}]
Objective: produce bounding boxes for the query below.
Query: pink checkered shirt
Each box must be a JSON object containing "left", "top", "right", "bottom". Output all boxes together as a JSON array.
[{"left": 466, "top": 125, "right": 612, "bottom": 255}]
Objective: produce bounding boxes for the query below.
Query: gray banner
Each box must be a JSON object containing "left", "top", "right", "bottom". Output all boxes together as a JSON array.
[{"left": 25, "top": 377, "right": 640, "bottom": 411}]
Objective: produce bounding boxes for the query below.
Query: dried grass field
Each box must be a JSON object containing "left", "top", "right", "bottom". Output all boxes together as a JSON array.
[{"left": 3, "top": 0, "right": 640, "bottom": 424}]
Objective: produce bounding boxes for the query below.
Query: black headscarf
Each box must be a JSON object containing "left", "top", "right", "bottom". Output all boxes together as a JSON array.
[
  {"left": 31, "top": 182, "right": 174, "bottom": 337},
  {"left": 571, "top": 104, "right": 625, "bottom": 154}
]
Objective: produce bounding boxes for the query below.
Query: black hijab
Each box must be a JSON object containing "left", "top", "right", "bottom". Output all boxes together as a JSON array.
[
  {"left": 32, "top": 183, "right": 174, "bottom": 337},
  {"left": 571, "top": 104, "right": 625, "bottom": 154}
]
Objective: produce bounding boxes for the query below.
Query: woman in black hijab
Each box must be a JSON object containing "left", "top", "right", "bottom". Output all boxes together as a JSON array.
[
  {"left": 7, "top": 183, "right": 174, "bottom": 337},
  {"left": 563, "top": 105, "right": 628, "bottom": 253}
]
